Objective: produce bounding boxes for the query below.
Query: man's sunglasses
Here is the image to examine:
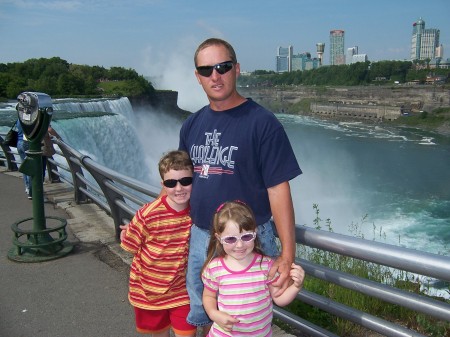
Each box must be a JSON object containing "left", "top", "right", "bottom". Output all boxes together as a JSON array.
[
  {"left": 196, "top": 61, "right": 234, "bottom": 77},
  {"left": 219, "top": 232, "right": 256, "bottom": 245},
  {"left": 162, "top": 177, "right": 193, "bottom": 188}
]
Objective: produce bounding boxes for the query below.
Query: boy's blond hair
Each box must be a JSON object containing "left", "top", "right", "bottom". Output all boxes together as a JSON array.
[{"left": 158, "top": 150, "right": 193, "bottom": 179}]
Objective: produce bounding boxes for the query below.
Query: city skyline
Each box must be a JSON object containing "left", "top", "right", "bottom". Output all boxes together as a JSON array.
[{"left": 1, "top": 0, "right": 449, "bottom": 111}]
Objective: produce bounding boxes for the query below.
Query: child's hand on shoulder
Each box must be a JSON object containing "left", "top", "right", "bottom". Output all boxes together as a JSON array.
[{"left": 290, "top": 263, "right": 305, "bottom": 289}]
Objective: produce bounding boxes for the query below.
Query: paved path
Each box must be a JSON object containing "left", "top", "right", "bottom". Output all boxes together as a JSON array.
[{"left": 0, "top": 168, "right": 296, "bottom": 337}]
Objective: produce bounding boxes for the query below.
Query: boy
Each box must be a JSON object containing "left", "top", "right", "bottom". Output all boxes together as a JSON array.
[{"left": 121, "top": 150, "right": 196, "bottom": 337}]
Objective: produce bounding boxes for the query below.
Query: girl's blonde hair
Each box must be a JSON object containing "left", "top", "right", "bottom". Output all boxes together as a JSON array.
[{"left": 202, "top": 201, "right": 264, "bottom": 272}]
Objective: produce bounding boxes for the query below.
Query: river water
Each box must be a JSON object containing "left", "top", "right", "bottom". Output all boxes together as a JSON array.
[{"left": 1, "top": 98, "right": 449, "bottom": 258}]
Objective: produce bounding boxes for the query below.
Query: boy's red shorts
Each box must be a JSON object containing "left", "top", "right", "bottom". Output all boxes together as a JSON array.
[{"left": 134, "top": 305, "right": 196, "bottom": 335}]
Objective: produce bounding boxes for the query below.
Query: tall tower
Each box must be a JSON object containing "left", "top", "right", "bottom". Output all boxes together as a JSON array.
[
  {"left": 316, "top": 43, "right": 325, "bottom": 66},
  {"left": 330, "top": 30, "right": 345, "bottom": 65},
  {"left": 411, "top": 18, "right": 440, "bottom": 61},
  {"left": 276, "top": 45, "right": 293, "bottom": 72}
]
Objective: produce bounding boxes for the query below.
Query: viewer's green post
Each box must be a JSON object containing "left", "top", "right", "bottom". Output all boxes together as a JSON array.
[{"left": 8, "top": 92, "right": 73, "bottom": 262}]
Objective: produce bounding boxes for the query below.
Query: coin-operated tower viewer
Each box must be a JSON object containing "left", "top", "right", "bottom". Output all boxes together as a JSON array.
[{"left": 8, "top": 92, "right": 72, "bottom": 262}]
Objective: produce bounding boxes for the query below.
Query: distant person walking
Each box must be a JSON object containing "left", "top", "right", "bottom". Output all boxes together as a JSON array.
[{"left": 15, "top": 120, "right": 31, "bottom": 199}]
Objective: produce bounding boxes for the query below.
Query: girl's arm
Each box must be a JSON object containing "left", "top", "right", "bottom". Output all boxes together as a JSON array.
[
  {"left": 269, "top": 263, "right": 305, "bottom": 307},
  {"left": 203, "top": 288, "right": 239, "bottom": 332}
]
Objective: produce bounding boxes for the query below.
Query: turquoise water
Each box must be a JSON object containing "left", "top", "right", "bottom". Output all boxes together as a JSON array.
[{"left": 280, "top": 114, "right": 450, "bottom": 256}]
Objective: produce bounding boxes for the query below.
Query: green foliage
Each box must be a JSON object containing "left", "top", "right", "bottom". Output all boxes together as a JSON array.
[
  {"left": 287, "top": 204, "right": 450, "bottom": 336},
  {"left": 389, "top": 106, "right": 450, "bottom": 130},
  {"left": 237, "top": 60, "right": 449, "bottom": 88},
  {"left": 420, "top": 110, "right": 429, "bottom": 119},
  {"left": 288, "top": 99, "right": 313, "bottom": 114},
  {"left": 0, "top": 57, "right": 155, "bottom": 99},
  {"left": 433, "top": 107, "right": 450, "bottom": 114}
]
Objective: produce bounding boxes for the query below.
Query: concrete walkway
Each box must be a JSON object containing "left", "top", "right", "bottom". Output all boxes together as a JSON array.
[{"left": 0, "top": 168, "right": 296, "bottom": 337}]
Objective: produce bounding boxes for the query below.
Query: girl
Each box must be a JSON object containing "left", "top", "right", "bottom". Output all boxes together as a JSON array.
[{"left": 201, "top": 200, "right": 305, "bottom": 337}]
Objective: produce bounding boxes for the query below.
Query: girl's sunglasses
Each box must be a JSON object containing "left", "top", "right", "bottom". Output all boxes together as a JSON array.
[
  {"left": 162, "top": 177, "right": 193, "bottom": 188},
  {"left": 196, "top": 61, "right": 234, "bottom": 77},
  {"left": 219, "top": 232, "right": 256, "bottom": 245}
]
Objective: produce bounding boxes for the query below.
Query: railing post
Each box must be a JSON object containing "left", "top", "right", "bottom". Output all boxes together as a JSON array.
[
  {"left": 80, "top": 159, "right": 128, "bottom": 241},
  {"left": 54, "top": 140, "right": 88, "bottom": 203},
  {"left": 0, "top": 136, "right": 18, "bottom": 171}
]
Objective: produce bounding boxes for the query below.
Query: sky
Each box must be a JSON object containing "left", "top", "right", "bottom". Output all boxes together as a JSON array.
[{"left": 1, "top": 0, "right": 449, "bottom": 111}]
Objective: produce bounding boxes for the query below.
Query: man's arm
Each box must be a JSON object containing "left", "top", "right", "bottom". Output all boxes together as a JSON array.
[{"left": 267, "top": 181, "right": 296, "bottom": 297}]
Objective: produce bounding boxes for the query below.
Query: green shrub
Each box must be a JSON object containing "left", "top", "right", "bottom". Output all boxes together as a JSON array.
[{"left": 285, "top": 204, "right": 450, "bottom": 336}]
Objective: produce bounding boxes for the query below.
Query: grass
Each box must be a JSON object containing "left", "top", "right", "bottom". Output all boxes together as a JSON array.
[
  {"left": 388, "top": 107, "right": 450, "bottom": 129},
  {"left": 280, "top": 204, "right": 450, "bottom": 337}
]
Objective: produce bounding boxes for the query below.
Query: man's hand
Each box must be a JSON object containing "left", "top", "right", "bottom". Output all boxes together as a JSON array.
[
  {"left": 268, "top": 254, "right": 294, "bottom": 297},
  {"left": 119, "top": 224, "right": 128, "bottom": 241}
]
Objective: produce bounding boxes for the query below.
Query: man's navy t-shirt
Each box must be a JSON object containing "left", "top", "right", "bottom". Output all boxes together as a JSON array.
[{"left": 179, "top": 99, "right": 302, "bottom": 230}]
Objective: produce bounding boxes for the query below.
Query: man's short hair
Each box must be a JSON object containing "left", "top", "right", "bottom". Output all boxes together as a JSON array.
[{"left": 194, "top": 38, "right": 237, "bottom": 67}]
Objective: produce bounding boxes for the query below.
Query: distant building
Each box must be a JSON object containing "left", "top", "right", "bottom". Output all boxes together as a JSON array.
[
  {"left": 347, "top": 47, "right": 358, "bottom": 64},
  {"left": 276, "top": 46, "right": 293, "bottom": 72},
  {"left": 436, "top": 44, "right": 444, "bottom": 59},
  {"left": 351, "top": 54, "right": 368, "bottom": 64},
  {"left": 330, "top": 30, "right": 345, "bottom": 65},
  {"left": 429, "top": 57, "right": 450, "bottom": 69},
  {"left": 316, "top": 43, "right": 325, "bottom": 66},
  {"left": 291, "top": 52, "right": 320, "bottom": 71},
  {"left": 410, "top": 18, "right": 440, "bottom": 61},
  {"left": 438, "top": 58, "right": 450, "bottom": 69}
]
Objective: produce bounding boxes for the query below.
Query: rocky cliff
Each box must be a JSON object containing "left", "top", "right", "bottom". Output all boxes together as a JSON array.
[{"left": 239, "top": 85, "right": 450, "bottom": 120}]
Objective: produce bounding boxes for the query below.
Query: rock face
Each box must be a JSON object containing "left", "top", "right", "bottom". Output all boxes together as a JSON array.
[
  {"left": 129, "top": 90, "right": 191, "bottom": 120},
  {"left": 239, "top": 85, "right": 450, "bottom": 120}
]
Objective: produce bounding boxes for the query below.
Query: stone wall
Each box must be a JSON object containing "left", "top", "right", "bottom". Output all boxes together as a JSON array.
[
  {"left": 310, "top": 102, "right": 401, "bottom": 121},
  {"left": 240, "top": 85, "right": 450, "bottom": 119}
]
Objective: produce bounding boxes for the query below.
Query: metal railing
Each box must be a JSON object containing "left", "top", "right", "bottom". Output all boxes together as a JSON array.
[
  {"left": 0, "top": 134, "right": 19, "bottom": 171},
  {"left": 1, "top": 134, "right": 449, "bottom": 337}
]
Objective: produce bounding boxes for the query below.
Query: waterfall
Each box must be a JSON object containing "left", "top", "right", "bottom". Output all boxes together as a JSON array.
[{"left": 51, "top": 97, "right": 181, "bottom": 185}]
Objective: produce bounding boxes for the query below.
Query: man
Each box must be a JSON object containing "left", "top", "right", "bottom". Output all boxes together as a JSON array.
[{"left": 179, "top": 37, "right": 302, "bottom": 333}]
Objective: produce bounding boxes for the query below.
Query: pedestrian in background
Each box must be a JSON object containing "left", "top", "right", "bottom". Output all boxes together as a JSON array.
[{"left": 16, "top": 119, "right": 31, "bottom": 199}]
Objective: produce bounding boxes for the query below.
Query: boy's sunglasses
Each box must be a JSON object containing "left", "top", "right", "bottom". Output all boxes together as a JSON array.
[
  {"left": 219, "top": 232, "right": 256, "bottom": 245},
  {"left": 196, "top": 61, "right": 234, "bottom": 77},
  {"left": 162, "top": 177, "right": 193, "bottom": 188}
]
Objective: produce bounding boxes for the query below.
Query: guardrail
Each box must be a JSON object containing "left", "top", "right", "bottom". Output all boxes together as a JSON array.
[
  {"left": 1, "top": 133, "right": 449, "bottom": 337},
  {"left": 0, "top": 134, "right": 19, "bottom": 171}
]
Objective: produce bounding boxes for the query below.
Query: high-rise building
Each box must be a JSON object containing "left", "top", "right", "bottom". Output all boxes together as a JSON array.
[
  {"left": 276, "top": 46, "right": 293, "bottom": 72},
  {"left": 347, "top": 46, "right": 358, "bottom": 64},
  {"left": 330, "top": 30, "right": 345, "bottom": 65},
  {"left": 410, "top": 18, "right": 440, "bottom": 61}
]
